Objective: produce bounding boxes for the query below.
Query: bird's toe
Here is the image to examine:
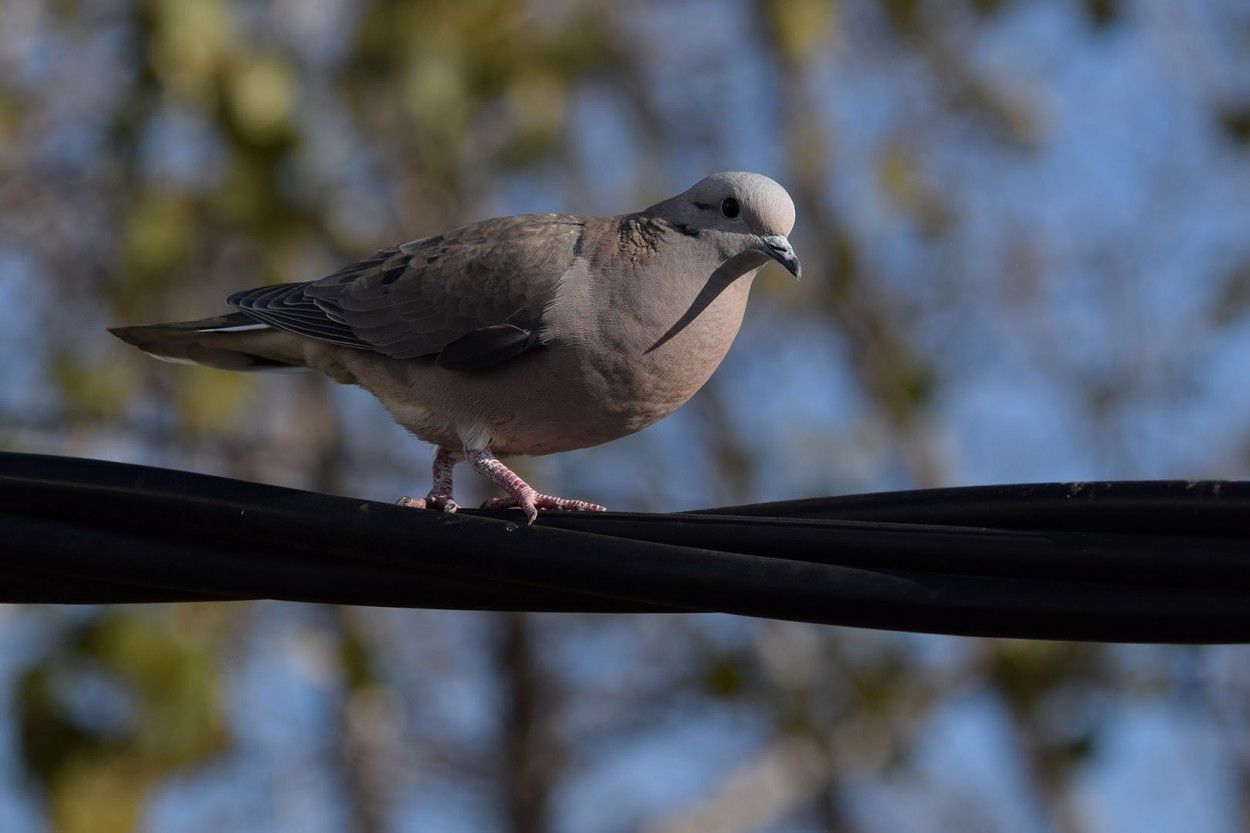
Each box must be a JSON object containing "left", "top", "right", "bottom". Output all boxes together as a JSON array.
[
  {"left": 397, "top": 494, "right": 459, "bottom": 513},
  {"left": 481, "top": 490, "right": 606, "bottom": 524}
]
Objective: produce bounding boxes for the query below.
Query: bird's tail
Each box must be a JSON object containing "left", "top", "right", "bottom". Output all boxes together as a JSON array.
[{"left": 109, "top": 313, "right": 309, "bottom": 372}]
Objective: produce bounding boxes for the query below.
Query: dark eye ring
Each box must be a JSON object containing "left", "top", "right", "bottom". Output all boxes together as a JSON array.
[{"left": 720, "top": 197, "right": 740, "bottom": 220}]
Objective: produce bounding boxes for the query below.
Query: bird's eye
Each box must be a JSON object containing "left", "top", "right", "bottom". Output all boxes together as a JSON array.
[{"left": 720, "top": 197, "right": 740, "bottom": 220}]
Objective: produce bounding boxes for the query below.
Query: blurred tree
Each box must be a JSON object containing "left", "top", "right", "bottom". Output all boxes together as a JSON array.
[
  {"left": 1, "top": 1, "right": 1249, "bottom": 832},
  {"left": 16, "top": 608, "right": 229, "bottom": 833}
]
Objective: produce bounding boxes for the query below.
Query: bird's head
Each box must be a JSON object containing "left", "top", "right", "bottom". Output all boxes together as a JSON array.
[{"left": 662, "top": 171, "right": 801, "bottom": 280}]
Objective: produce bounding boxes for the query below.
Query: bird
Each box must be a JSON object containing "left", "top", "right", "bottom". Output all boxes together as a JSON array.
[{"left": 110, "top": 171, "right": 801, "bottom": 523}]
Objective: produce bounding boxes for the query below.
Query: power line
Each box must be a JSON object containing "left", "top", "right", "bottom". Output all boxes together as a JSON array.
[{"left": 2, "top": 453, "right": 1247, "bottom": 643}]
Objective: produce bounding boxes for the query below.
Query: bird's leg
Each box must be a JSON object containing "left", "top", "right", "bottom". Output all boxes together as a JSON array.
[
  {"left": 466, "top": 447, "right": 606, "bottom": 525},
  {"left": 397, "top": 447, "right": 460, "bottom": 512}
]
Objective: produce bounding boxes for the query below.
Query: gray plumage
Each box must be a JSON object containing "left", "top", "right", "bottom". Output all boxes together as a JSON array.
[{"left": 111, "top": 172, "right": 800, "bottom": 522}]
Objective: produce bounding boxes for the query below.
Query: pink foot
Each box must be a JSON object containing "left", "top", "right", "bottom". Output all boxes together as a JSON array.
[
  {"left": 481, "top": 490, "right": 607, "bottom": 524},
  {"left": 396, "top": 493, "right": 460, "bottom": 512},
  {"left": 396, "top": 447, "right": 460, "bottom": 513},
  {"left": 467, "top": 447, "right": 606, "bottom": 525}
]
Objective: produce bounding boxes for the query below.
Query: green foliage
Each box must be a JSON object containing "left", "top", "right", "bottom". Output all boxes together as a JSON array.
[
  {"left": 49, "top": 348, "right": 133, "bottom": 418},
  {"left": 115, "top": 193, "right": 197, "bottom": 308},
  {"left": 346, "top": 0, "right": 618, "bottom": 175},
  {"left": 17, "top": 609, "right": 230, "bottom": 833},
  {"left": 760, "top": 0, "right": 837, "bottom": 64}
]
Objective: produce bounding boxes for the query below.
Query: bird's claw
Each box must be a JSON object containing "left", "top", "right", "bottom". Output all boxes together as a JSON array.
[
  {"left": 481, "top": 489, "right": 607, "bottom": 525},
  {"left": 396, "top": 494, "right": 460, "bottom": 513}
]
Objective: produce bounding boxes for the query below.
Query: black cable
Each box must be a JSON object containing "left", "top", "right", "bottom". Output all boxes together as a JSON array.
[{"left": 2, "top": 452, "right": 1248, "bottom": 643}]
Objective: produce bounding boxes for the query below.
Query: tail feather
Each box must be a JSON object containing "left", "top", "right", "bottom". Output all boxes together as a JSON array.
[{"left": 109, "top": 313, "right": 310, "bottom": 373}]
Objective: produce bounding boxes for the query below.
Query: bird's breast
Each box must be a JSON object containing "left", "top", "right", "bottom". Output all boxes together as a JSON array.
[{"left": 534, "top": 260, "right": 759, "bottom": 444}]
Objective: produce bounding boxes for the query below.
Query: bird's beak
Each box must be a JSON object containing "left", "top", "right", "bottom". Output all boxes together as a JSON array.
[{"left": 759, "top": 234, "right": 802, "bottom": 280}]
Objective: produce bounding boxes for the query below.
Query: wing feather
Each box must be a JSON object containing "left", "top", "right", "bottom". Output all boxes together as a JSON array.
[{"left": 226, "top": 215, "right": 585, "bottom": 368}]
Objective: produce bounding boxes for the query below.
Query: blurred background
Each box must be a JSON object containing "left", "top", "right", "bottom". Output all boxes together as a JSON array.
[{"left": 2, "top": 0, "right": 1250, "bottom": 830}]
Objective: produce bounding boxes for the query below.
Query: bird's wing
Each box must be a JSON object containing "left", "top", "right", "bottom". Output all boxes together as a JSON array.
[{"left": 228, "top": 215, "right": 586, "bottom": 371}]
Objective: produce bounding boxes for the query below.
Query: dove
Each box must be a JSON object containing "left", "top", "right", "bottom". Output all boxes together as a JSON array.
[{"left": 110, "top": 171, "right": 800, "bottom": 523}]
